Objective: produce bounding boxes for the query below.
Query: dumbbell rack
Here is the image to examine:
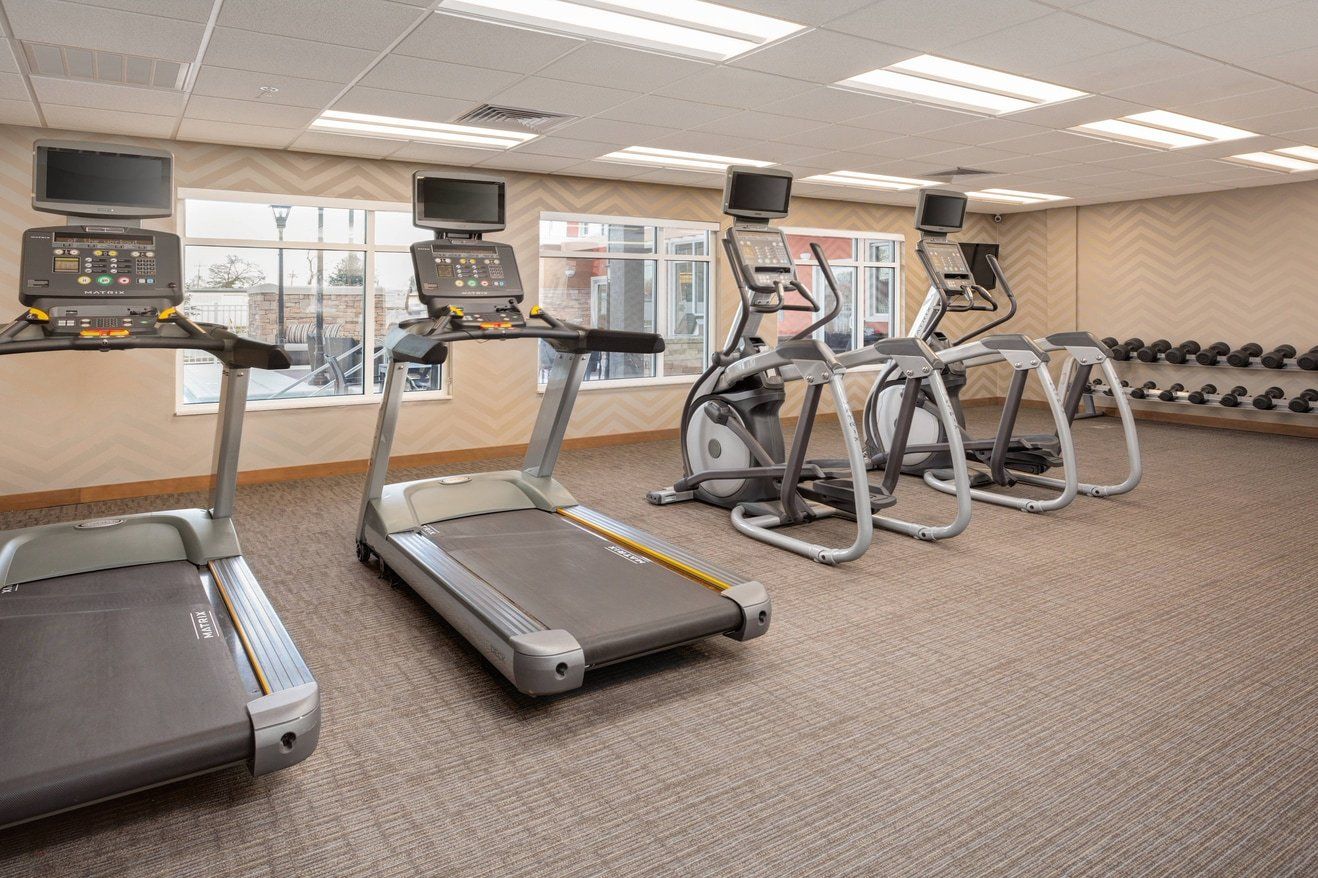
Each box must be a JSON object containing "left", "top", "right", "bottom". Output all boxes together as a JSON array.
[
  {"left": 1099, "top": 386, "right": 1317, "bottom": 416},
  {"left": 1096, "top": 354, "right": 1318, "bottom": 420}
]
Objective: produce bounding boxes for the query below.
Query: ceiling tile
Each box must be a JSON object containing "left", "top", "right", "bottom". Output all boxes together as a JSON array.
[
  {"left": 1069, "top": 0, "right": 1296, "bottom": 38},
  {"left": 775, "top": 124, "right": 898, "bottom": 151},
  {"left": 288, "top": 130, "right": 404, "bottom": 158},
  {"left": 31, "top": 77, "right": 187, "bottom": 115},
  {"left": 176, "top": 118, "right": 300, "bottom": 148},
  {"left": 861, "top": 135, "right": 969, "bottom": 159},
  {"left": 1175, "top": 86, "right": 1318, "bottom": 123},
  {"left": 918, "top": 143, "right": 1031, "bottom": 167},
  {"left": 922, "top": 117, "right": 1047, "bottom": 146},
  {"left": 597, "top": 95, "right": 735, "bottom": 129},
  {"left": 6, "top": 0, "right": 205, "bottom": 61},
  {"left": 555, "top": 161, "right": 649, "bottom": 180},
  {"left": 989, "top": 129, "right": 1097, "bottom": 154},
  {"left": 693, "top": 110, "right": 821, "bottom": 141},
  {"left": 184, "top": 94, "right": 319, "bottom": 128},
  {"left": 533, "top": 43, "right": 711, "bottom": 91},
  {"left": 1045, "top": 139, "right": 1161, "bottom": 163},
  {"left": 753, "top": 85, "right": 912, "bottom": 125},
  {"left": 0, "top": 72, "right": 26, "bottom": 101},
  {"left": 394, "top": 12, "right": 581, "bottom": 73},
  {"left": 715, "top": 0, "right": 875, "bottom": 25},
  {"left": 330, "top": 86, "right": 473, "bottom": 123},
  {"left": 630, "top": 168, "right": 725, "bottom": 187},
  {"left": 192, "top": 65, "right": 345, "bottom": 109},
  {"left": 1232, "top": 106, "right": 1318, "bottom": 135},
  {"left": 514, "top": 136, "right": 626, "bottom": 160},
  {"left": 1037, "top": 42, "right": 1223, "bottom": 94},
  {"left": 46, "top": 0, "right": 215, "bottom": 20},
  {"left": 386, "top": 141, "right": 506, "bottom": 165},
  {"left": 730, "top": 30, "right": 910, "bottom": 84},
  {"left": 1007, "top": 94, "right": 1150, "bottom": 128},
  {"left": 43, "top": 104, "right": 177, "bottom": 138},
  {"left": 948, "top": 12, "right": 1145, "bottom": 75},
  {"left": 550, "top": 117, "right": 674, "bottom": 147},
  {"left": 360, "top": 55, "right": 524, "bottom": 102},
  {"left": 654, "top": 67, "right": 815, "bottom": 109},
  {"left": 827, "top": 0, "right": 1050, "bottom": 52},
  {"left": 1163, "top": 1, "right": 1318, "bottom": 63},
  {"left": 489, "top": 76, "right": 638, "bottom": 118},
  {"left": 649, "top": 130, "right": 821, "bottom": 163},
  {"left": 204, "top": 27, "right": 378, "bottom": 82},
  {"left": 0, "top": 39, "right": 20, "bottom": 74},
  {"left": 218, "top": 0, "right": 423, "bottom": 50},
  {"left": 0, "top": 97, "right": 39, "bottom": 126},
  {"left": 1104, "top": 65, "right": 1278, "bottom": 107},
  {"left": 1244, "top": 45, "right": 1318, "bottom": 83}
]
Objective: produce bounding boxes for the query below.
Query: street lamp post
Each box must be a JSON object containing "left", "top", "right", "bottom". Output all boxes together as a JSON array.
[{"left": 271, "top": 205, "right": 291, "bottom": 345}]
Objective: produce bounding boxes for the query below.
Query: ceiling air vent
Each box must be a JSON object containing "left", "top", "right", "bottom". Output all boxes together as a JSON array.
[
  {"left": 453, "top": 104, "right": 576, "bottom": 134},
  {"left": 925, "top": 167, "right": 998, "bottom": 181},
  {"left": 21, "top": 42, "right": 188, "bottom": 90}
]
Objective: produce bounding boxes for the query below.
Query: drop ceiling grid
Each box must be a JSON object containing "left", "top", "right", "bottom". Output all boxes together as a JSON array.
[{"left": 0, "top": 0, "right": 1312, "bottom": 209}]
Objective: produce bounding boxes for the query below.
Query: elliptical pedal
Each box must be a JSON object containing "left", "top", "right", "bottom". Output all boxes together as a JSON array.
[{"left": 803, "top": 478, "right": 898, "bottom": 514}]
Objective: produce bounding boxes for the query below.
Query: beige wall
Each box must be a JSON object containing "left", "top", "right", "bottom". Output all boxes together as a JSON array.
[
  {"left": 1063, "top": 181, "right": 1318, "bottom": 419},
  {"left": 0, "top": 124, "right": 1030, "bottom": 495}
]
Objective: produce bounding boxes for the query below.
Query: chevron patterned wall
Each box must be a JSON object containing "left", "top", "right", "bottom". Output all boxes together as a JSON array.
[{"left": 0, "top": 124, "right": 1039, "bottom": 495}]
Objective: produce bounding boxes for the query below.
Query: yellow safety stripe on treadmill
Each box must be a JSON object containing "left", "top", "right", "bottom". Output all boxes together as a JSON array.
[
  {"left": 158, "top": 307, "right": 177, "bottom": 321},
  {"left": 556, "top": 508, "right": 731, "bottom": 592},
  {"left": 27, "top": 307, "right": 49, "bottom": 321},
  {"left": 208, "top": 562, "right": 272, "bottom": 696}
]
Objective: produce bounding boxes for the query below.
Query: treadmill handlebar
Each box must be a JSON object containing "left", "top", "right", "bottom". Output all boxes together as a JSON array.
[
  {"left": 0, "top": 311, "right": 291, "bottom": 370},
  {"left": 387, "top": 309, "right": 664, "bottom": 364}
]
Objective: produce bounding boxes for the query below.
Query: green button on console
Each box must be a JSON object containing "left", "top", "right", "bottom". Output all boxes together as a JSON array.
[{"left": 96, "top": 275, "right": 113, "bottom": 285}]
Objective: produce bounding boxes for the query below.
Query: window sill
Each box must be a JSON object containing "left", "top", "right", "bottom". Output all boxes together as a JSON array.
[
  {"left": 537, "top": 374, "right": 699, "bottom": 394},
  {"left": 175, "top": 389, "right": 450, "bottom": 416}
]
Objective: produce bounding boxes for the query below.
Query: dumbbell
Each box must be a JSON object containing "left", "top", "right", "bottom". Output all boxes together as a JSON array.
[
  {"left": 1187, "top": 384, "right": 1217, "bottom": 404},
  {"left": 1129, "top": 381, "right": 1158, "bottom": 400},
  {"left": 1227, "top": 342, "right": 1264, "bottom": 367},
  {"left": 1288, "top": 389, "right": 1318, "bottom": 413},
  {"left": 1162, "top": 340, "right": 1203, "bottom": 364},
  {"left": 1297, "top": 346, "right": 1318, "bottom": 371},
  {"left": 1260, "top": 345, "right": 1297, "bottom": 369},
  {"left": 1219, "top": 385, "right": 1250, "bottom": 407},
  {"left": 1136, "top": 339, "right": 1173, "bottom": 362},
  {"left": 1158, "top": 383, "right": 1185, "bottom": 401},
  {"left": 1092, "top": 379, "right": 1129, "bottom": 397},
  {"left": 1195, "top": 342, "right": 1232, "bottom": 365},
  {"left": 1251, "top": 387, "right": 1285, "bottom": 410},
  {"left": 1107, "top": 337, "right": 1145, "bottom": 361}
]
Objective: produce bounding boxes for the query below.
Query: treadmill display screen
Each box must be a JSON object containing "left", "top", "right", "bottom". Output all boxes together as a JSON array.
[
  {"left": 38, "top": 148, "right": 172, "bottom": 211},
  {"left": 417, "top": 177, "right": 504, "bottom": 226},
  {"left": 924, "top": 241, "right": 972, "bottom": 280}
]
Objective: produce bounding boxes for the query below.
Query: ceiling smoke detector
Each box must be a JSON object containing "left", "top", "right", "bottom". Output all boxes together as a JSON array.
[
  {"left": 452, "top": 104, "right": 576, "bottom": 134},
  {"left": 21, "top": 41, "right": 188, "bottom": 90}
]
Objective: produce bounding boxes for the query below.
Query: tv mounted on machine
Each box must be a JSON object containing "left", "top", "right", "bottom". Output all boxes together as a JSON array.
[
  {"left": 413, "top": 170, "right": 506, "bottom": 233},
  {"left": 914, "top": 188, "right": 967, "bottom": 234},
  {"left": 32, "top": 140, "right": 173, "bottom": 219},
  {"left": 723, "top": 166, "right": 792, "bottom": 221}
]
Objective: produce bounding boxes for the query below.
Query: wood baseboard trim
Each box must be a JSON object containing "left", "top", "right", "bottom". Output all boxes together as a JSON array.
[
  {"left": 1093, "top": 401, "right": 1318, "bottom": 438},
  {"left": 1, "top": 400, "right": 1028, "bottom": 513}
]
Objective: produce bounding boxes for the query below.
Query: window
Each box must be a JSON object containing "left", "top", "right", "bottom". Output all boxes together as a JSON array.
[
  {"left": 775, "top": 229, "right": 902, "bottom": 356},
  {"left": 179, "top": 192, "right": 441, "bottom": 410},
  {"left": 538, "top": 213, "right": 715, "bottom": 386}
]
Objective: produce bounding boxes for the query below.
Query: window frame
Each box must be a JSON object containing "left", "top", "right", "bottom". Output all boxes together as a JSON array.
[
  {"left": 537, "top": 211, "right": 719, "bottom": 392},
  {"left": 779, "top": 226, "right": 905, "bottom": 370},
  {"left": 175, "top": 188, "right": 450, "bottom": 415}
]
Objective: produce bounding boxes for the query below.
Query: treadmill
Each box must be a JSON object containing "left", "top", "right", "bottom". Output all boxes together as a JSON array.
[
  {"left": 356, "top": 171, "right": 770, "bottom": 695},
  {"left": 0, "top": 141, "right": 319, "bottom": 828}
]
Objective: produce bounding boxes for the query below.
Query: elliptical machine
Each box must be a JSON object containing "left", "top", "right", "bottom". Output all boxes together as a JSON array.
[{"left": 648, "top": 168, "right": 960, "bottom": 561}]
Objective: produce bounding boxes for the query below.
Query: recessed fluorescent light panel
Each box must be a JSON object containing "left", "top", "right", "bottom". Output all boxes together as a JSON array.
[
  {"left": 436, "top": 0, "right": 805, "bottom": 61},
  {"left": 310, "top": 110, "right": 537, "bottom": 149},
  {"left": 836, "top": 54, "right": 1086, "bottom": 115},
  {"left": 965, "top": 188, "right": 1068, "bottom": 205},
  {"left": 803, "top": 171, "right": 939, "bottom": 191},
  {"left": 1225, "top": 149, "right": 1318, "bottom": 172},
  {"left": 599, "top": 146, "right": 774, "bottom": 172},
  {"left": 1072, "top": 111, "right": 1256, "bottom": 150}
]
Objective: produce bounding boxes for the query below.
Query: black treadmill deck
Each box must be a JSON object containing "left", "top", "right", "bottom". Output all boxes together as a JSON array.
[
  {"left": 416, "top": 509, "right": 743, "bottom": 666},
  {"left": 0, "top": 561, "right": 258, "bottom": 827}
]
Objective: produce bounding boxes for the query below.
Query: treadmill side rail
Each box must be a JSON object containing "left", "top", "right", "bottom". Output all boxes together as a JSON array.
[
  {"left": 248, "top": 682, "right": 321, "bottom": 776},
  {"left": 721, "top": 581, "right": 771, "bottom": 641},
  {"left": 509, "top": 630, "right": 586, "bottom": 694}
]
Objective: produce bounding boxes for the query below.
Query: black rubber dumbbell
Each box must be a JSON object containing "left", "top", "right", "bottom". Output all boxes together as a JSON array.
[
  {"left": 1195, "top": 342, "right": 1232, "bottom": 365},
  {"left": 1158, "top": 382, "right": 1185, "bottom": 401},
  {"left": 1187, "top": 384, "right": 1217, "bottom": 404},
  {"left": 1288, "top": 389, "right": 1318, "bottom": 413},
  {"left": 1219, "top": 385, "right": 1250, "bottom": 407},
  {"left": 1297, "top": 346, "right": 1318, "bottom": 371},
  {"left": 1227, "top": 342, "right": 1264, "bottom": 367},
  {"left": 1251, "top": 386, "right": 1285, "bottom": 410},
  {"left": 1108, "top": 337, "right": 1145, "bottom": 361},
  {"left": 1162, "top": 340, "right": 1203, "bottom": 364},
  {"left": 1260, "top": 345, "right": 1297, "bottom": 369},
  {"left": 1137, "top": 339, "right": 1173, "bottom": 362},
  {"left": 1129, "top": 381, "right": 1158, "bottom": 400},
  {"left": 1094, "top": 379, "right": 1130, "bottom": 397}
]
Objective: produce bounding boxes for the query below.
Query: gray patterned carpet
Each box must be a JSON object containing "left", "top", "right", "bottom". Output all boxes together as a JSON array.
[{"left": 2, "top": 411, "right": 1315, "bottom": 878}]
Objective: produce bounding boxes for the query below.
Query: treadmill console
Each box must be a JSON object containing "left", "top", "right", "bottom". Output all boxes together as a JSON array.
[
  {"left": 921, "top": 240, "right": 975, "bottom": 294},
  {"left": 728, "top": 226, "right": 796, "bottom": 307},
  {"left": 19, "top": 225, "right": 182, "bottom": 336},
  {"left": 411, "top": 238, "right": 526, "bottom": 324}
]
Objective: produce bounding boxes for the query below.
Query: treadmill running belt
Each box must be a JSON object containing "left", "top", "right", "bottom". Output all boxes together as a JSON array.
[
  {"left": 419, "top": 509, "right": 743, "bottom": 666},
  {"left": 0, "top": 561, "right": 255, "bottom": 826}
]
